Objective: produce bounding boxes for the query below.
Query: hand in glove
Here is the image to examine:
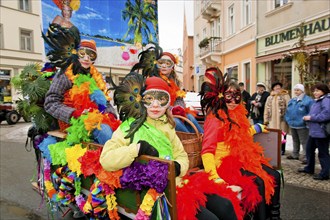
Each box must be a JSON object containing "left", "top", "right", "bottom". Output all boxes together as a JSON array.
[
  {"left": 202, "top": 153, "right": 226, "bottom": 184},
  {"left": 138, "top": 141, "right": 159, "bottom": 157},
  {"left": 174, "top": 161, "right": 181, "bottom": 177},
  {"left": 171, "top": 106, "right": 186, "bottom": 117},
  {"left": 250, "top": 123, "right": 268, "bottom": 135}
]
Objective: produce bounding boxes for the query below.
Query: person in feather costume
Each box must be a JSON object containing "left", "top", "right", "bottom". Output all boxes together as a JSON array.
[
  {"left": 43, "top": 25, "right": 119, "bottom": 144},
  {"left": 200, "top": 67, "right": 282, "bottom": 220},
  {"left": 131, "top": 43, "right": 204, "bottom": 133},
  {"left": 100, "top": 73, "right": 244, "bottom": 220},
  {"left": 52, "top": 0, "right": 80, "bottom": 29}
]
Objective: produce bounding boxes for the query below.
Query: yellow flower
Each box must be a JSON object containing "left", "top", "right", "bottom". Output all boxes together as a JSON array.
[{"left": 66, "top": 144, "right": 86, "bottom": 176}]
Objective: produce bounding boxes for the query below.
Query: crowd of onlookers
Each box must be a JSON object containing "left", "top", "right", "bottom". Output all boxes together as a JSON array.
[{"left": 239, "top": 81, "right": 330, "bottom": 181}]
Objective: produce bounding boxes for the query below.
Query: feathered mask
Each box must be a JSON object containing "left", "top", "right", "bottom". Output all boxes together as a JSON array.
[
  {"left": 109, "top": 72, "right": 147, "bottom": 139},
  {"left": 200, "top": 67, "right": 231, "bottom": 116},
  {"left": 131, "top": 42, "right": 163, "bottom": 78}
]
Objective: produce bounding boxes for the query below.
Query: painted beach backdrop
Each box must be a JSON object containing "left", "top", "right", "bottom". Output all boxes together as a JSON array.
[{"left": 41, "top": 0, "right": 159, "bottom": 66}]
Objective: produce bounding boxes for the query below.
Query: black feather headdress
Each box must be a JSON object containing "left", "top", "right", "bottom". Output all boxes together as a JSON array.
[
  {"left": 42, "top": 23, "right": 80, "bottom": 70},
  {"left": 108, "top": 71, "right": 147, "bottom": 140},
  {"left": 130, "top": 42, "right": 163, "bottom": 78}
]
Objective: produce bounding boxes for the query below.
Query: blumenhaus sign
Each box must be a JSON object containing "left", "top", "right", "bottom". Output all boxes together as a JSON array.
[{"left": 265, "top": 17, "right": 330, "bottom": 47}]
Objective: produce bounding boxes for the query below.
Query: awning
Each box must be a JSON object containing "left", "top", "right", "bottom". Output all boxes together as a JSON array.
[{"left": 256, "top": 52, "right": 284, "bottom": 63}]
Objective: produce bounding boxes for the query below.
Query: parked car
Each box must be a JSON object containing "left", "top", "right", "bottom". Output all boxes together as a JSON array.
[
  {"left": 0, "top": 103, "right": 21, "bottom": 125},
  {"left": 184, "top": 92, "right": 204, "bottom": 121}
]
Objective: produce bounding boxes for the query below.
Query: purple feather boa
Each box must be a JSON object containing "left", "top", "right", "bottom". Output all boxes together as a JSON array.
[{"left": 120, "top": 160, "right": 169, "bottom": 193}]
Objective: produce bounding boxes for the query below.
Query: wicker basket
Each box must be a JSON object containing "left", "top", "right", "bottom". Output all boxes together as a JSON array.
[{"left": 174, "top": 115, "right": 203, "bottom": 169}]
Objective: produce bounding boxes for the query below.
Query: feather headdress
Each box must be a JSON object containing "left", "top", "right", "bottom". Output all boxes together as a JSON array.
[
  {"left": 108, "top": 72, "right": 147, "bottom": 139},
  {"left": 130, "top": 42, "right": 163, "bottom": 78},
  {"left": 42, "top": 23, "right": 81, "bottom": 70}
]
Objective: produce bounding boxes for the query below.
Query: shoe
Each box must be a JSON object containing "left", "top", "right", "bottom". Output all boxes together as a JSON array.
[
  {"left": 281, "top": 151, "right": 285, "bottom": 155},
  {"left": 297, "top": 168, "right": 314, "bottom": 174},
  {"left": 287, "top": 155, "right": 299, "bottom": 160},
  {"left": 313, "top": 175, "right": 329, "bottom": 181}
]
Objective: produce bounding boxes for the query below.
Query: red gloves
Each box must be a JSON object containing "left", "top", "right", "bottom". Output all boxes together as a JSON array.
[{"left": 171, "top": 106, "right": 186, "bottom": 117}]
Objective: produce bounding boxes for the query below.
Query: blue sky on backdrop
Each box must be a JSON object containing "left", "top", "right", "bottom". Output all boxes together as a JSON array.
[{"left": 41, "top": 0, "right": 158, "bottom": 45}]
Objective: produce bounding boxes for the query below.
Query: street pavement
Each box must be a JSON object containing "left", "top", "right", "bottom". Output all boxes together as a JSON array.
[{"left": 0, "top": 121, "right": 329, "bottom": 220}]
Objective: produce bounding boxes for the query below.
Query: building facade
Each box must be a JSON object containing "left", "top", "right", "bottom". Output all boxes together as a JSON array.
[
  {"left": 182, "top": 12, "right": 195, "bottom": 92},
  {"left": 193, "top": 0, "right": 258, "bottom": 93},
  {"left": 256, "top": 0, "right": 329, "bottom": 93},
  {"left": 0, "top": 0, "right": 44, "bottom": 103}
]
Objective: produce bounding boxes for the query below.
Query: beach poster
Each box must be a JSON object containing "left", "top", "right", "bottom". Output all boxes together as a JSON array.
[{"left": 41, "top": 0, "right": 159, "bottom": 67}]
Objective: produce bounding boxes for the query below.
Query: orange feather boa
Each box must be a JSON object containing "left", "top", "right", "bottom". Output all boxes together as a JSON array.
[{"left": 215, "top": 105, "right": 275, "bottom": 204}]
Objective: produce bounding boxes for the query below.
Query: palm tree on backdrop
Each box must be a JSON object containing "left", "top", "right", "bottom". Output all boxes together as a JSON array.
[{"left": 122, "top": 0, "right": 158, "bottom": 45}]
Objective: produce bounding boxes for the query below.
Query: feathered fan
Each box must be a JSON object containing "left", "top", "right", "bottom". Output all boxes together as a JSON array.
[
  {"left": 108, "top": 72, "right": 147, "bottom": 139},
  {"left": 42, "top": 23, "right": 80, "bottom": 70},
  {"left": 130, "top": 42, "right": 163, "bottom": 78},
  {"left": 199, "top": 67, "right": 231, "bottom": 117}
]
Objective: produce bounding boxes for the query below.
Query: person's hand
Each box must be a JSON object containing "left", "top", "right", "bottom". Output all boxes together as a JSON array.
[
  {"left": 71, "top": 109, "right": 84, "bottom": 118},
  {"left": 138, "top": 141, "right": 159, "bottom": 157},
  {"left": 227, "top": 185, "right": 242, "bottom": 193},
  {"left": 174, "top": 161, "right": 181, "bottom": 177},
  {"left": 213, "top": 178, "right": 226, "bottom": 184},
  {"left": 71, "top": 109, "right": 90, "bottom": 119},
  {"left": 303, "top": 115, "right": 311, "bottom": 121},
  {"left": 171, "top": 106, "right": 186, "bottom": 117}
]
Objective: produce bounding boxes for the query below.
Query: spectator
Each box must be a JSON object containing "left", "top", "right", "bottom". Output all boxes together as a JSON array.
[
  {"left": 249, "top": 82, "right": 270, "bottom": 124},
  {"left": 238, "top": 82, "right": 251, "bottom": 116},
  {"left": 264, "top": 82, "right": 290, "bottom": 155},
  {"left": 285, "top": 84, "right": 314, "bottom": 163},
  {"left": 298, "top": 83, "right": 330, "bottom": 181}
]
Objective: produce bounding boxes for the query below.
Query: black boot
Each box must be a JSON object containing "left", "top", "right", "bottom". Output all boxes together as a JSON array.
[{"left": 270, "top": 204, "right": 281, "bottom": 220}]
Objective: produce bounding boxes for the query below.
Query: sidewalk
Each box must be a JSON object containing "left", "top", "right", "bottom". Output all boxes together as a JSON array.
[{"left": 281, "top": 135, "right": 330, "bottom": 192}]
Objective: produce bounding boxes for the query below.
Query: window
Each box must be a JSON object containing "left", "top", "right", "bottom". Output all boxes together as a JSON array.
[
  {"left": 211, "top": 21, "right": 216, "bottom": 37},
  {"left": 202, "top": 28, "right": 207, "bottom": 39},
  {"left": 0, "top": 69, "right": 12, "bottom": 103},
  {"left": 217, "top": 17, "right": 221, "bottom": 38},
  {"left": 0, "top": 24, "right": 3, "bottom": 49},
  {"left": 227, "top": 66, "right": 238, "bottom": 82},
  {"left": 275, "top": 0, "right": 288, "bottom": 8},
  {"left": 228, "top": 4, "right": 235, "bottom": 35},
  {"left": 271, "top": 59, "right": 292, "bottom": 91},
  {"left": 243, "top": 62, "right": 251, "bottom": 92},
  {"left": 19, "top": 0, "right": 30, "bottom": 12},
  {"left": 20, "top": 29, "right": 33, "bottom": 51},
  {"left": 242, "top": 0, "right": 251, "bottom": 26}
]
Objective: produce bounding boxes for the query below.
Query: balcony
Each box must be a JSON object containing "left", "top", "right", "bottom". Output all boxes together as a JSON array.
[
  {"left": 201, "top": 0, "right": 221, "bottom": 21},
  {"left": 199, "top": 37, "right": 222, "bottom": 66}
]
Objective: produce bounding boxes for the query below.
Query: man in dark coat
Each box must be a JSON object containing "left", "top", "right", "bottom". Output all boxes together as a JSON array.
[
  {"left": 239, "top": 82, "right": 251, "bottom": 117},
  {"left": 249, "top": 82, "right": 270, "bottom": 124}
]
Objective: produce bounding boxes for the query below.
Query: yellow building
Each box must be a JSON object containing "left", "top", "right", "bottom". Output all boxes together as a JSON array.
[{"left": 256, "top": 0, "right": 330, "bottom": 93}]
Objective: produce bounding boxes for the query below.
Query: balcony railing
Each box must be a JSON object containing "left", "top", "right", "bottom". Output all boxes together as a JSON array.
[{"left": 200, "top": 37, "right": 222, "bottom": 57}]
